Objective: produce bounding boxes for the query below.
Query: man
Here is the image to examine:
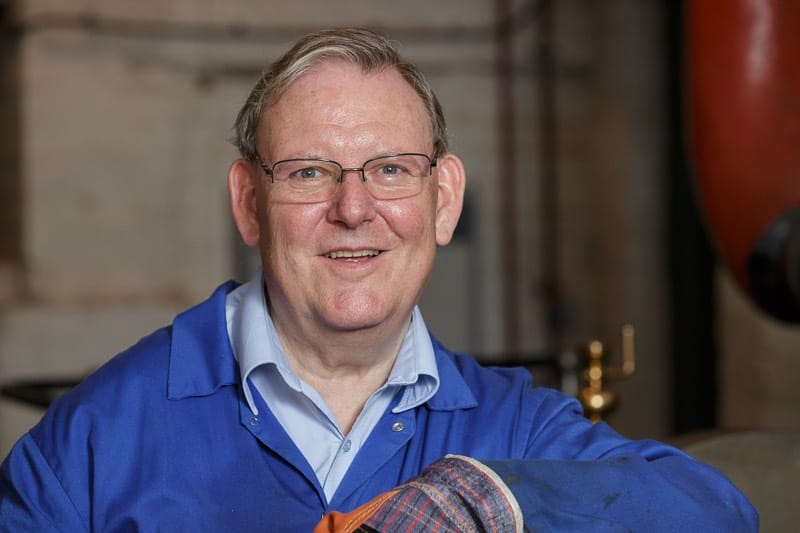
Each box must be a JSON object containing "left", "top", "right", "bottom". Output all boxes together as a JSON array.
[{"left": 1, "top": 28, "right": 756, "bottom": 531}]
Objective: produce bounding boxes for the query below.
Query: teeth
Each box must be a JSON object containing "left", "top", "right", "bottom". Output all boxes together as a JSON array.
[{"left": 327, "top": 250, "right": 380, "bottom": 259}]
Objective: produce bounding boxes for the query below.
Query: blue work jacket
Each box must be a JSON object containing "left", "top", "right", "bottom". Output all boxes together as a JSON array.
[{"left": 1, "top": 282, "right": 757, "bottom": 531}]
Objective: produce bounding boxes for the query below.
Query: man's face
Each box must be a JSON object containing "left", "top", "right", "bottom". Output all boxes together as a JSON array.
[{"left": 237, "top": 60, "right": 463, "bottom": 340}]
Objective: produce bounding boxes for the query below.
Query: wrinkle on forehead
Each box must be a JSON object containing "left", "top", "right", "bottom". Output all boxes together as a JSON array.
[{"left": 260, "top": 61, "right": 433, "bottom": 163}]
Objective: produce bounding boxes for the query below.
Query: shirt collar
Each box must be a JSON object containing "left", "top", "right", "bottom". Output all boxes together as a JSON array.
[
  {"left": 389, "top": 307, "right": 440, "bottom": 413},
  {"left": 225, "top": 273, "right": 296, "bottom": 414},
  {"left": 225, "top": 271, "right": 440, "bottom": 415},
  {"left": 165, "top": 280, "right": 475, "bottom": 412}
]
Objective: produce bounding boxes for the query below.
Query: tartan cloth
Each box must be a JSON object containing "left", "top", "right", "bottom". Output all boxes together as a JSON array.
[
  {"left": 361, "top": 455, "right": 522, "bottom": 532},
  {"left": 314, "top": 455, "right": 522, "bottom": 533},
  {"left": 363, "top": 455, "right": 522, "bottom": 533}
]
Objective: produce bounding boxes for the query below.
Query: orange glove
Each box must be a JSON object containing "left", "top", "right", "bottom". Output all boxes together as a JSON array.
[{"left": 314, "top": 489, "right": 399, "bottom": 533}]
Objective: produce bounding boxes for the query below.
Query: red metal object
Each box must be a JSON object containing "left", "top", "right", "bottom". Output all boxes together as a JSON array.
[{"left": 687, "top": 0, "right": 800, "bottom": 321}]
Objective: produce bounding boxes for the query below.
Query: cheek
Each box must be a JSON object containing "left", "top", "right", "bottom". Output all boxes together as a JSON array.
[
  {"left": 260, "top": 203, "right": 327, "bottom": 265},
  {"left": 383, "top": 193, "right": 438, "bottom": 241}
]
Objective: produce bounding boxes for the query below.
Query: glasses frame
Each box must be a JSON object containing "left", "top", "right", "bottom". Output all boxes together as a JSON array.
[{"left": 255, "top": 152, "right": 437, "bottom": 201}]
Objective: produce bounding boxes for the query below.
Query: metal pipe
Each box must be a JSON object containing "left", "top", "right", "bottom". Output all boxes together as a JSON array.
[
  {"left": 494, "top": 0, "right": 521, "bottom": 352},
  {"left": 535, "top": 0, "right": 563, "bottom": 350}
]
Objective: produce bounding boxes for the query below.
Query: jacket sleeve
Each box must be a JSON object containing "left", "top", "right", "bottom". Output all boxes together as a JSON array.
[
  {"left": 0, "top": 433, "right": 87, "bottom": 533},
  {"left": 487, "top": 389, "right": 759, "bottom": 532},
  {"left": 484, "top": 454, "right": 757, "bottom": 532}
]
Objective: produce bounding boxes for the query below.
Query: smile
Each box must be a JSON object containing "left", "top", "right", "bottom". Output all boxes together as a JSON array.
[{"left": 326, "top": 249, "right": 381, "bottom": 259}]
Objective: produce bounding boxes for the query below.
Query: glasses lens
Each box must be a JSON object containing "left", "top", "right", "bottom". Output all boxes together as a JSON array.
[
  {"left": 364, "top": 154, "right": 430, "bottom": 199},
  {"left": 271, "top": 160, "right": 340, "bottom": 201}
]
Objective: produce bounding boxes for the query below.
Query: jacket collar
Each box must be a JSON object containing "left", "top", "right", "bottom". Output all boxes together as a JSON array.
[
  {"left": 167, "top": 281, "right": 240, "bottom": 400},
  {"left": 165, "top": 281, "right": 478, "bottom": 412},
  {"left": 425, "top": 335, "right": 479, "bottom": 410}
]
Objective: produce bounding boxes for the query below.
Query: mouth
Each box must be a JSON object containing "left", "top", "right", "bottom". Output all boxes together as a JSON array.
[{"left": 325, "top": 249, "right": 381, "bottom": 259}]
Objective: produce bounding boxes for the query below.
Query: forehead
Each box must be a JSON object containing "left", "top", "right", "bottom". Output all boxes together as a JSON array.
[{"left": 261, "top": 60, "right": 432, "bottom": 157}]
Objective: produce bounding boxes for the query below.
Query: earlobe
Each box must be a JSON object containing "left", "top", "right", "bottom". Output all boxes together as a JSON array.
[
  {"left": 434, "top": 153, "right": 466, "bottom": 246},
  {"left": 228, "top": 159, "right": 262, "bottom": 247}
]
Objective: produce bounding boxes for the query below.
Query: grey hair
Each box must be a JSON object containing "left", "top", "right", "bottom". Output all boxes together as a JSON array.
[{"left": 231, "top": 28, "right": 448, "bottom": 162}]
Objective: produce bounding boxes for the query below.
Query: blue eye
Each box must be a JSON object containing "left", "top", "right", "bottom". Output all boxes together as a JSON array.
[
  {"left": 378, "top": 163, "right": 413, "bottom": 177},
  {"left": 296, "top": 167, "right": 320, "bottom": 179}
]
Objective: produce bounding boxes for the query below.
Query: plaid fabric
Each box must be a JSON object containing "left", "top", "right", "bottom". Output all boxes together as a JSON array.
[{"left": 362, "top": 455, "right": 522, "bottom": 533}]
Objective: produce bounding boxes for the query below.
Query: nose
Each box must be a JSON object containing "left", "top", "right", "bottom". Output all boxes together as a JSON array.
[{"left": 327, "top": 169, "right": 376, "bottom": 227}]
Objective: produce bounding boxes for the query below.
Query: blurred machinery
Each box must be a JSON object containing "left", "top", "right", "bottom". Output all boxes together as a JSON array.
[
  {"left": 578, "top": 325, "right": 636, "bottom": 423},
  {"left": 688, "top": 0, "right": 800, "bottom": 323},
  {"left": 686, "top": 3, "right": 800, "bottom": 530}
]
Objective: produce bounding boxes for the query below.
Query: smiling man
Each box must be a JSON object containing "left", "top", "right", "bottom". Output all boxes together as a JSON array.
[
  {"left": 0, "top": 29, "right": 756, "bottom": 532},
  {"left": 227, "top": 57, "right": 464, "bottom": 439}
]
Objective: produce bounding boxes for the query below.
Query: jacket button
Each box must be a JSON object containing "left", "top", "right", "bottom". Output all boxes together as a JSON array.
[{"left": 391, "top": 421, "right": 405, "bottom": 432}]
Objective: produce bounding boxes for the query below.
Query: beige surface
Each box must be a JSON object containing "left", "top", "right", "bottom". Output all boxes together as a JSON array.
[{"left": 684, "top": 430, "right": 800, "bottom": 533}]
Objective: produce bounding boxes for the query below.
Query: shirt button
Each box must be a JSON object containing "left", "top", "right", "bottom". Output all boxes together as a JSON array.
[
  {"left": 343, "top": 439, "right": 352, "bottom": 452},
  {"left": 248, "top": 415, "right": 260, "bottom": 426},
  {"left": 391, "top": 421, "right": 405, "bottom": 432}
]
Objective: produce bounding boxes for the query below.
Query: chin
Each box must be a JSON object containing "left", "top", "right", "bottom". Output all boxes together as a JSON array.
[{"left": 323, "top": 298, "right": 401, "bottom": 332}]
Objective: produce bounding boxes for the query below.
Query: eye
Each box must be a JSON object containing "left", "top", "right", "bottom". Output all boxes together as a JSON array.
[
  {"left": 293, "top": 167, "right": 322, "bottom": 180},
  {"left": 278, "top": 161, "right": 337, "bottom": 182},
  {"left": 378, "top": 163, "right": 408, "bottom": 176}
]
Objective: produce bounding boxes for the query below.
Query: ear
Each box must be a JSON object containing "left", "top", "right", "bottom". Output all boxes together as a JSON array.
[
  {"left": 433, "top": 153, "right": 466, "bottom": 246},
  {"left": 227, "top": 158, "right": 262, "bottom": 247}
]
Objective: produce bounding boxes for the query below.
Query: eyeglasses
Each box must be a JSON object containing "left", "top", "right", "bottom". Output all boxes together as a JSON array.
[{"left": 257, "top": 153, "right": 437, "bottom": 202}]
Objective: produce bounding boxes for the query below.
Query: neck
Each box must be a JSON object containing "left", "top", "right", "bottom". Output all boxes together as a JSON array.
[{"left": 273, "top": 313, "right": 411, "bottom": 434}]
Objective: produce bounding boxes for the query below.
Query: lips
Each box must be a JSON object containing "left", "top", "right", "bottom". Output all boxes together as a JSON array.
[{"left": 325, "top": 249, "right": 381, "bottom": 259}]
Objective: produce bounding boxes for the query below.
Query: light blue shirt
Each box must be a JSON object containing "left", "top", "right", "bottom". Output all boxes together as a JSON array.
[{"left": 225, "top": 272, "right": 439, "bottom": 501}]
